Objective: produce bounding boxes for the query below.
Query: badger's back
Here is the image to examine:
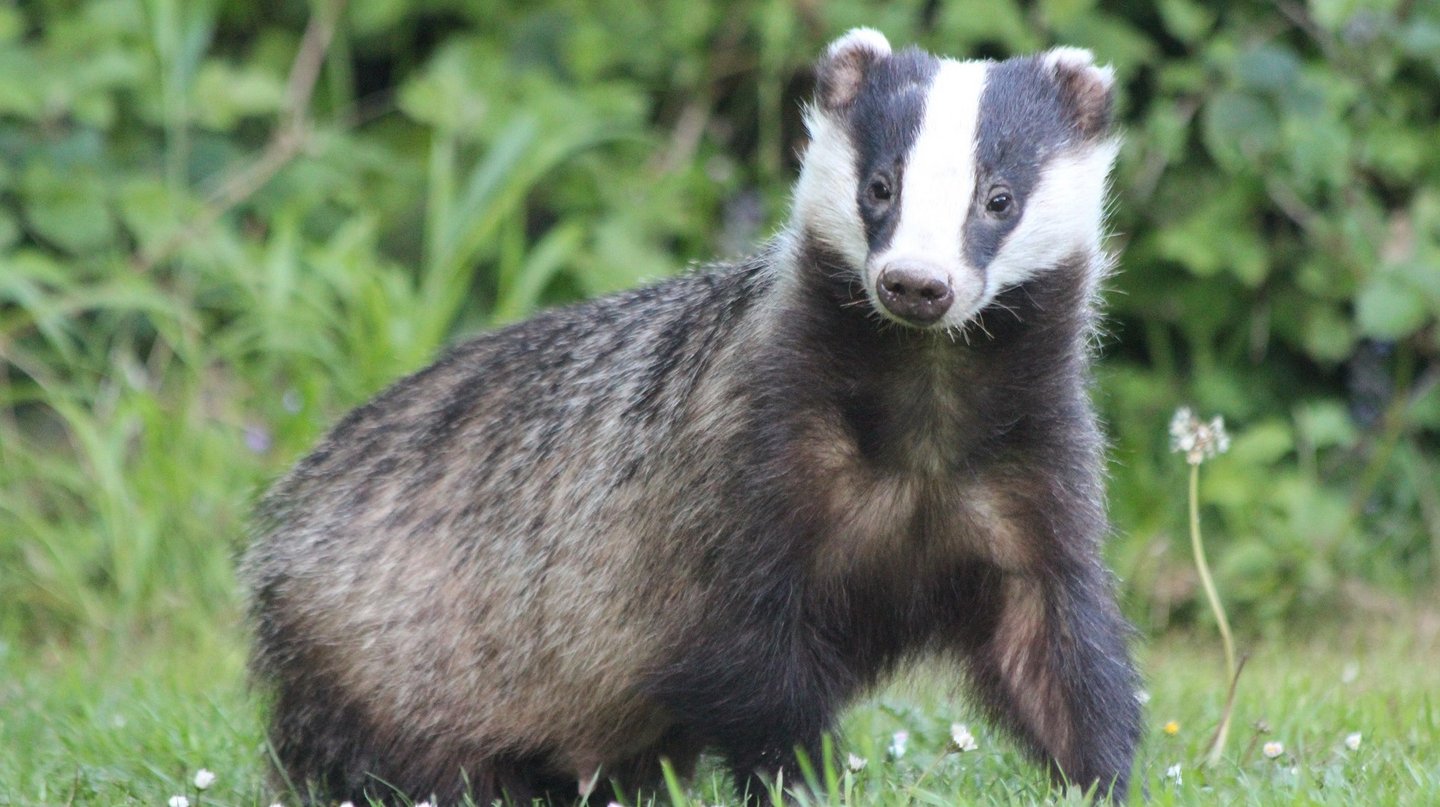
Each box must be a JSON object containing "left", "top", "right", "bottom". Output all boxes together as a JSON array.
[{"left": 244, "top": 257, "right": 771, "bottom": 799}]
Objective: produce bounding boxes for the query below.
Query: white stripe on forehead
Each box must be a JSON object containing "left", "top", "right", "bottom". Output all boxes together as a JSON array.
[{"left": 872, "top": 59, "right": 988, "bottom": 307}]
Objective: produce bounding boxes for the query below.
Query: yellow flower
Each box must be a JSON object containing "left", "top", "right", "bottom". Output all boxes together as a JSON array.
[{"left": 1163, "top": 720, "right": 1180, "bottom": 735}]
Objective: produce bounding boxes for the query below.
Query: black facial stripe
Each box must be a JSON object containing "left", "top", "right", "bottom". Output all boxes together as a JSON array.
[
  {"left": 964, "top": 56, "right": 1075, "bottom": 271},
  {"left": 848, "top": 48, "right": 939, "bottom": 255}
]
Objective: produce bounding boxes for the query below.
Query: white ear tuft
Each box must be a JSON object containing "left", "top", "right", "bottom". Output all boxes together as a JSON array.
[
  {"left": 814, "top": 28, "right": 892, "bottom": 112},
  {"left": 1044, "top": 47, "right": 1116, "bottom": 140},
  {"left": 1044, "top": 46, "right": 1115, "bottom": 91},
  {"left": 826, "top": 27, "right": 892, "bottom": 61}
]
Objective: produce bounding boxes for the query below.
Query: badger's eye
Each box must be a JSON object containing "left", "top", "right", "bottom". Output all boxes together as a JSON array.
[
  {"left": 867, "top": 177, "right": 893, "bottom": 203},
  {"left": 986, "top": 189, "right": 1014, "bottom": 216}
]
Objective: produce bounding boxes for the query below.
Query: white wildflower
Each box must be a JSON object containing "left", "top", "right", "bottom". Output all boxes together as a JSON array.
[
  {"left": 167, "top": 798, "right": 189, "bottom": 807},
  {"left": 1263, "top": 740, "right": 1284, "bottom": 759},
  {"left": 846, "top": 753, "right": 867, "bottom": 772},
  {"left": 339, "top": 802, "right": 354, "bottom": 807},
  {"left": 1170, "top": 407, "right": 1231, "bottom": 465},
  {"left": 888, "top": 730, "right": 909, "bottom": 758},
  {"left": 949, "top": 723, "right": 978, "bottom": 753},
  {"left": 193, "top": 769, "right": 215, "bottom": 790},
  {"left": 1345, "top": 732, "right": 1362, "bottom": 751},
  {"left": 1164, "top": 763, "right": 1182, "bottom": 785},
  {"left": 1135, "top": 689, "right": 1151, "bottom": 705},
  {"left": 1341, "top": 661, "right": 1359, "bottom": 684}
]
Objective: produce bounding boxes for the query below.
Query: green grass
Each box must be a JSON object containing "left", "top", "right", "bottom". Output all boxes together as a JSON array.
[{"left": 3, "top": 620, "right": 1436, "bottom": 806}]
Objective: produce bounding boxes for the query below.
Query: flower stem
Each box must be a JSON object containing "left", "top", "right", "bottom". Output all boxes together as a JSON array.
[{"left": 1189, "top": 462, "right": 1237, "bottom": 765}]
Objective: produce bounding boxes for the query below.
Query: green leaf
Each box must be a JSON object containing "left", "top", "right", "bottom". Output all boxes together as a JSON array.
[
  {"left": 1293, "top": 400, "right": 1357, "bottom": 450},
  {"left": 1235, "top": 44, "right": 1301, "bottom": 94},
  {"left": 1283, "top": 115, "right": 1351, "bottom": 193},
  {"left": 1356, "top": 274, "right": 1430, "bottom": 340},
  {"left": 116, "top": 178, "right": 191, "bottom": 254},
  {"left": 190, "top": 59, "right": 285, "bottom": 130},
  {"left": 1152, "top": 185, "right": 1269, "bottom": 285},
  {"left": 1155, "top": 0, "right": 1215, "bottom": 43},
  {"left": 1230, "top": 419, "right": 1293, "bottom": 466},
  {"left": 1301, "top": 303, "right": 1355, "bottom": 363},
  {"left": 19, "top": 166, "right": 116, "bottom": 255},
  {"left": 1055, "top": 13, "right": 1157, "bottom": 72},
  {"left": 1202, "top": 90, "right": 1279, "bottom": 172},
  {"left": 492, "top": 222, "right": 586, "bottom": 325}
]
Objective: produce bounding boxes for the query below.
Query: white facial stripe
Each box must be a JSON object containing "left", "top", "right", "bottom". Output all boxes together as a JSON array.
[
  {"left": 791, "top": 108, "right": 867, "bottom": 270},
  {"left": 984, "top": 139, "right": 1119, "bottom": 293},
  {"left": 882, "top": 60, "right": 986, "bottom": 267},
  {"left": 869, "top": 60, "right": 988, "bottom": 319}
]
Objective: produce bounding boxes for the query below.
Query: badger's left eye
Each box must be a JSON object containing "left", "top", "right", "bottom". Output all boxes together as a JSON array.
[
  {"left": 868, "top": 177, "right": 893, "bottom": 203},
  {"left": 985, "top": 189, "right": 1015, "bottom": 216}
]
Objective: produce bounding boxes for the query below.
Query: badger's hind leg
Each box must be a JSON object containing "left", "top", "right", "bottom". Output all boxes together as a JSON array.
[
  {"left": 593, "top": 725, "right": 705, "bottom": 804},
  {"left": 263, "top": 681, "right": 393, "bottom": 804},
  {"left": 265, "top": 685, "right": 550, "bottom": 806}
]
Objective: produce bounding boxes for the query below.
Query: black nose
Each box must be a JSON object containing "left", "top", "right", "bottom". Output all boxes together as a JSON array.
[{"left": 876, "top": 262, "right": 954, "bottom": 325}]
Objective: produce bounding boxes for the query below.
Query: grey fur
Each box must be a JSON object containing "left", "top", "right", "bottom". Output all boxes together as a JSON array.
[{"left": 244, "top": 35, "right": 1141, "bottom": 806}]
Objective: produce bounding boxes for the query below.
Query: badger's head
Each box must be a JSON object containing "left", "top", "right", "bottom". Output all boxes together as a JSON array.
[{"left": 791, "top": 29, "right": 1119, "bottom": 331}]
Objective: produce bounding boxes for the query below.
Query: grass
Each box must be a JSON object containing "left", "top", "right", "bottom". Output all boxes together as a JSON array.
[{"left": 2, "top": 617, "right": 1436, "bottom": 806}]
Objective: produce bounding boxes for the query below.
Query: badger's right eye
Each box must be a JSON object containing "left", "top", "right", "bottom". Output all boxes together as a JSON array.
[{"left": 867, "top": 177, "right": 893, "bottom": 203}]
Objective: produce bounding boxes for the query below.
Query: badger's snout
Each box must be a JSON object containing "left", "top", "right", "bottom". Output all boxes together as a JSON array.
[{"left": 876, "top": 261, "right": 955, "bottom": 326}]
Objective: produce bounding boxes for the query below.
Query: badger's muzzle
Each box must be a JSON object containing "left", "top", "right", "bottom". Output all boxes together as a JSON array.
[{"left": 876, "top": 261, "right": 955, "bottom": 326}]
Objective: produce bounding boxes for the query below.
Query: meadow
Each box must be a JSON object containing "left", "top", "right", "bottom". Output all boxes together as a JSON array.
[
  {"left": 3, "top": 1, "right": 1439, "bottom": 804},
  {"left": 3, "top": 618, "right": 1437, "bottom": 805}
]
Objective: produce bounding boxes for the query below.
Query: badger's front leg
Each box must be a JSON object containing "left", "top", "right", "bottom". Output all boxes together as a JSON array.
[{"left": 960, "top": 526, "right": 1142, "bottom": 799}]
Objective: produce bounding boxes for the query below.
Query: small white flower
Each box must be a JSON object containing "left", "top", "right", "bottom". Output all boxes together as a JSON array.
[
  {"left": 1164, "top": 763, "right": 1182, "bottom": 785},
  {"left": 193, "top": 769, "right": 215, "bottom": 790},
  {"left": 1135, "top": 689, "right": 1151, "bottom": 705},
  {"left": 846, "top": 753, "right": 867, "bottom": 772},
  {"left": 271, "top": 803, "right": 287, "bottom": 807},
  {"left": 1341, "top": 662, "right": 1359, "bottom": 684},
  {"left": 949, "top": 723, "right": 978, "bottom": 753},
  {"left": 167, "top": 797, "right": 190, "bottom": 807},
  {"left": 1169, "top": 407, "right": 1230, "bottom": 465},
  {"left": 1345, "top": 732, "right": 1362, "bottom": 751},
  {"left": 416, "top": 802, "right": 434, "bottom": 807},
  {"left": 338, "top": 802, "right": 353, "bottom": 807},
  {"left": 888, "top": 730, "right": 909, "bottom": 758},
  {"left": 1263, "top": 741, "right": 1284, "bottom": 759}
]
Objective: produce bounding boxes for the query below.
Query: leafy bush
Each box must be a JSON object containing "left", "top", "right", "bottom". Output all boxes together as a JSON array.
[{"left": 1, "top": 0, "right": 1436, "bottom": 644}]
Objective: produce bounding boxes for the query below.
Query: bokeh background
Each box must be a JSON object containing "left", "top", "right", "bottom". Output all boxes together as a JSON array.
[{"left": 1, "top": 0, "right": 1437, "bottom": 664}]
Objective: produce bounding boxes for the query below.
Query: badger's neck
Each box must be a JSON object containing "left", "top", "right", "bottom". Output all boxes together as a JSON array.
[{"left": 759, "top": 230, "right": 1098, "bottom": 475}]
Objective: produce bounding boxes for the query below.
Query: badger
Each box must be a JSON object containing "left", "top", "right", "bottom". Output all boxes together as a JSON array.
[{"left": 243, "top": 29, "right": 1142, "bottom": 805}]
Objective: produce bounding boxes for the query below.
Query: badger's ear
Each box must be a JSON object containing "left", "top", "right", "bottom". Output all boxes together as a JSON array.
[
  {"left": 815, "top": 28, "right": 891, "bottom": 113},
  {"left": 1044, "top": 47, "right": 1115, "bottom": 141}
]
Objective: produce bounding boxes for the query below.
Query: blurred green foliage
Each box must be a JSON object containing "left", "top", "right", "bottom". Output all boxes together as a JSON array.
[{"left": 1, "top": 0, "right": 1437, "bottom": 645}]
